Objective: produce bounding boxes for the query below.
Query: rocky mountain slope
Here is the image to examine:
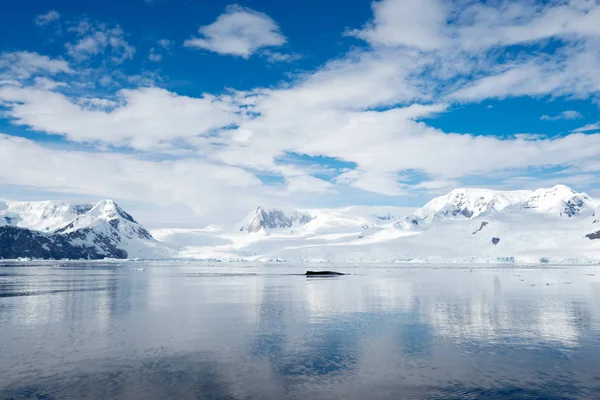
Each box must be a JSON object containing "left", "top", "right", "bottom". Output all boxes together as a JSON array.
[{"left": 0, "top": 199, "right": 171, "bottom": 260}]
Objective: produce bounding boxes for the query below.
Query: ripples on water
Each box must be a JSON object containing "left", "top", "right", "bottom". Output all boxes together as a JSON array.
[{"left": 1, "top": 263, "right": 600, "bottom": 399}]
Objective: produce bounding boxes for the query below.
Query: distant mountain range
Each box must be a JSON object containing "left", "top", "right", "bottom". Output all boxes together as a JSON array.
[
  {"left": 2, "top": 185, "right": 600, "bottom": 263},
  {"left": 155, "top": 185, "right": 600, "bottom": 264}
]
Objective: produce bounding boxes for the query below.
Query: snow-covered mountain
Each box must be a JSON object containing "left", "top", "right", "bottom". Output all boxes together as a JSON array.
[
  {"left": 395, "top": 185, "right": 598, "bottom": 231},
  {"left": 5, "top": 185, "right": 600, "bottom": 263},
  {"left": 152, "top": 185, "right": 600, "bottom": 263},
  {"left": 0, "top": 199, "right": 171, "bottom": 260},
  {"left": 239, "top": 207, "right": 314, "bottom": 233},
  {"left": 0, "top": 200, "right": 93, "bottom": 232}
]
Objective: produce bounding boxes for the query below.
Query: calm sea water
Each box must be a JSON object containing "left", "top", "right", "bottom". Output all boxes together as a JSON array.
[{"left": 1, "top": 263, "right": 600, "bottom": 400}]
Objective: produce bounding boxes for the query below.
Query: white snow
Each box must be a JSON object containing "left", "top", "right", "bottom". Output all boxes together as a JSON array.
[
  {"left": 0, "top": 198, "right": 174, "bottom": 259},
  {"left": 151, "top": 185, "right": 600, "bottom": 263},
  {"left": 0, "top": 200, "right": 92, "bottom": 232},
  {"left": 4, "top": 185, "right": 600, "bottom": 263}
]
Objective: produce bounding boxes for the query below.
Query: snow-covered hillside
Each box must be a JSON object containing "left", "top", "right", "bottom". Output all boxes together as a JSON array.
[
  {"left": 0, "top": 200, "right": 93, "bottom": 232},
  {"left": 152, "top": 185, "right": 600, "bottom": 263},
  {"left": 395, "top": 185, "right": 597, "bottom": 231},
  {"left": 239, "top": 207, "right": 314, "bottom": 233},
  {"left": 5, "top": 185, "right": 600, "bottom": 263},
  {"left": 0, "top": 199, "right": 172, "bottom": 260}
]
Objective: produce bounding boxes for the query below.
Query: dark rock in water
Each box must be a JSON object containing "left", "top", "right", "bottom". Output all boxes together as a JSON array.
[
  {"left": 586, "top": 231, "right": 600, "bottom": 240},
  {"left": 491, "top": 237, "right": 500, "bottom": 245},
  {"left": 0, "top": 225, "right": 128, "bottom": 260},
  {"left": 305, "top": 271, "right": 345, "bottom": 276}
]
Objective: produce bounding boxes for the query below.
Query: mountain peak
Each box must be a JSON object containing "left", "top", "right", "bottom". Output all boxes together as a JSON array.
[
  {"left": 0, "top": 199, "right": 168, "bottom": 260},
  {"left": 90, "top": 199, "right": 137, "bottom": 223},
  {"left": 550, "top": 184, "right": 576, "bottom": 193},
  {"left": 240, "top": 207, "right": 314, "bottom": 233},
  {"left": 396, "top": 185, "right": 598, "bottom": 231},
  {"left": 521, "top": 185, "right": 593, "bottom": 216},
  {"left": 0, "top": 200, "right": 93, "bottom": 232}
]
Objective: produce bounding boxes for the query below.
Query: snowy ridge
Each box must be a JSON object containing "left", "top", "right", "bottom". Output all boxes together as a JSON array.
[
  {"left": 4, "top": 185, "right": 600, "bottom": 262},
  {"left": 0, "top": 199, "right": 172, "bottom": 260},
  {"left": 0, "top": 200, "right": 93, "bottom": 232},
  {"left": 395, "top": 185, "right": 599, "bottom": 231},
  {"left": 239, "top": 207, "right": 314, "bottom": 233},
  {"left": 153, "top": 185, "right": 600, "bottom": 264}
]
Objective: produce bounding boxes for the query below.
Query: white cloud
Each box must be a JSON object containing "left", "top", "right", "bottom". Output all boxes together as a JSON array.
[
  {"left": 184, "top": 4, "right": 286, "bottom": 58},
  {"left": 157, "top": 38, "right": 172, "bottom": 49},
  {"left": 449, "top": 43, "right": 600, "bottom": 102},
  {"left": 3, "top": 0, "right": 600, "bottom": 217},
  {"left": 0, "top": 134, "right": 267, "bottom": 225},
  {"left": 336, "top": 169, "right": 408, "bottom": 196},
  {"left": 33, "top": 77, "right": 68, "bottom": 90},
  {"left": 286, "top": 175, "right": 334, "bottom": 193},
  {"left": 148, "top": 49, "right": 162, "bottom": 62},
  {"left": 0, "top": 51, "right": 73, "bottom": 81},
  {"left": 66, "top": 20, "right": 135, "bottom": 63},
  {"left": 35, "top": 10, "right": 60, "bottom": 26},
  {"left": 455, "top": 1, "right": 600, "bottom": 50},
  {"left": 573, "top": 121, "right": 600, "bottom": 133},
  {"left": 148, "top": 39, "right": 172, "bottom": 62},
  {"left": 351, "top": 0, "right": 600, "bottom": 51},
  {"left": 348, "top": 0, "right": 449, "bottom": 50},
  {"left": 541, "top": 110, "right": 583, "bottom": 121},
  {"left": 261, "top": 50, "right": 302, "bottom": 63},
  {"left": 0, "top": 86, "right": 237, "bottom": 150}
]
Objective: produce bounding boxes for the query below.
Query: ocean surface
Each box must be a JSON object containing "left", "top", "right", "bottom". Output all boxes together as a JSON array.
[{"left": 1, "top": 262, "right": 600, "bottom": 400}]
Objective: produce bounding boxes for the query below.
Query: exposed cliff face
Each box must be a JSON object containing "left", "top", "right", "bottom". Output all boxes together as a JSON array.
[{"left": 0, "top": 226, "right": 128, "bottom": 259}]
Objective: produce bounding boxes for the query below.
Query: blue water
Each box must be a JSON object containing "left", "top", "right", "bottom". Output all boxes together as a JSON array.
[{"left": 1, "top": 263, "right": 600, "bottom": 399}]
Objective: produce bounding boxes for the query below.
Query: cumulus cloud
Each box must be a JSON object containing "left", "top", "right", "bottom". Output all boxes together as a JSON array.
[
  {"left": 184, "top": 4, "right": 286, "bottom": 58},
  {"left": 347, "top": 0, "right": 449, "bottom": 50},
  {"left": 541, "top": 110, "right": 583, "bottom": 121},
  {"left": 0, "top": 86, "right": 237, "bottom": 150},
  {"left": 35, "top": 10, "right": 60, "bottom": 26}
]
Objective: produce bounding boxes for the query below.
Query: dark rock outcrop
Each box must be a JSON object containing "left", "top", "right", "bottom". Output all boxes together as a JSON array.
[
  {"left": 472, "top": 221, "right": 488, "bottom": 234},
  {"left": 491, "top": 237, "right": 500, "bottom": 245},
  {"left": 0, "top": 226, "right": 128, "bottom": 260},
  {"left": 586, "top": 231, "right": 600, "bottom": 240}
]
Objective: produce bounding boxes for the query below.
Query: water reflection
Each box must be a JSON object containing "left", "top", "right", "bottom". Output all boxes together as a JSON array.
[{"left": 1, "top": 263, "right": 600, "bottom": 399}]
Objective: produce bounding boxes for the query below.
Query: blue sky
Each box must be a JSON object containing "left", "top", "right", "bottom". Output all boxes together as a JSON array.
[{"left": 1, "top": 0, "right": 599, "bottom": 227}]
